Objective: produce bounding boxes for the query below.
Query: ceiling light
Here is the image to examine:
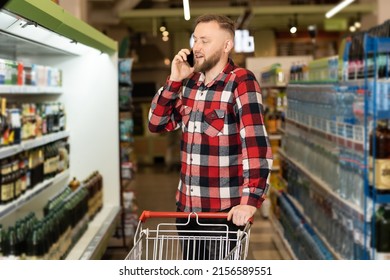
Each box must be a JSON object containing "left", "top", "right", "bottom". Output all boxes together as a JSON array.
[
  {"left": 162, "top": 31, "right": 169, "bottom": 37},
  {"left": 183, "top": 0, "right": 190, "bottom": 21},
  {"left": 349, "top": 25, "right": 356, "bottom": 32},
  {"left": 354, "top": 21, "right": 361, "bottom": 28},
  {"left": 160, "top": 20, "right": 167, "bottom": 32},
  {"left": 325, "top": 0, "right": 355, "bottom": 19},
  {"left": 290, "top": 26, "right": 297, "bottom": 34},
  {"left": 289, "top": 15, "right": 298, "bottom": 34},
  {"left": 162, "top": 36, "right": 169, "bottom": 42}
]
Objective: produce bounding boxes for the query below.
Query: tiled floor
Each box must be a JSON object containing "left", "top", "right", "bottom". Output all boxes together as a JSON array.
[{"left": 102, "top": 164, "right": 288, "bottom": 260}]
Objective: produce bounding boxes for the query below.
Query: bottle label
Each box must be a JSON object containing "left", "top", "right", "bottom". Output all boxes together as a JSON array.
[
  {"left": 1, "top": 182, "right": 13, "bottom": 201},
  {"left": 375, "top": 159, "right": 390, "bottom": 190}
]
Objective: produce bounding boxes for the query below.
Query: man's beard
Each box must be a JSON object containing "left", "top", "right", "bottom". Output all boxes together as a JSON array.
[{"left": 194, "top": 49, "right": 223, "bottom": 73}]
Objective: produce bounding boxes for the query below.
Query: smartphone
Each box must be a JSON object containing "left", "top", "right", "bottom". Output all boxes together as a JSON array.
[{"left": 187, "top": 51, "right": 194, "bottom": 67}]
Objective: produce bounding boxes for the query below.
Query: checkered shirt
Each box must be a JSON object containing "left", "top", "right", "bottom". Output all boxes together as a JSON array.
[{"left": 148, "top": 59, "right": 273, "bottom": 212}]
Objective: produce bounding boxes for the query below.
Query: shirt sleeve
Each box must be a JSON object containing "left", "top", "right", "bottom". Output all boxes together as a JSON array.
[
  {"left": 148, "top": 79, "right": 183, "bottom": 133},
  {"left": 234, "top": 74, "right": 273, "bottom": 208}
]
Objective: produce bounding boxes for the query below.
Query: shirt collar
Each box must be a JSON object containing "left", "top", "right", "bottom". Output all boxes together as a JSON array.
[{"left": 195, "top": 58, "right": 236, "bottom": 87}]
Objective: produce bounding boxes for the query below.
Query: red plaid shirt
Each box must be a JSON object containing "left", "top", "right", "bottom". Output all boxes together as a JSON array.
[{"left": 148, "top": 59, "right": 273, "bottom": 212}]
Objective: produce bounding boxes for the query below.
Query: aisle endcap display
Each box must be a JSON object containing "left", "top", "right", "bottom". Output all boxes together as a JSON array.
[{"left": 4, "top": 0, "right": 117, "bottom": 54}]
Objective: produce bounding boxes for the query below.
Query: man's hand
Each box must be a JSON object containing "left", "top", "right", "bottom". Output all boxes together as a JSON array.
[
  {"left": 170, "top": 49, "right": 194, "bottom": 82},
  {"left": 227, "top": 205, "right": 256, "bottom": 226}
]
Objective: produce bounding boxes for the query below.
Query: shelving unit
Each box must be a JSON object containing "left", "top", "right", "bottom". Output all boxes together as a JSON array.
[
  {"left": 0, "top": 85, "right": 63, "bottom": 95},
  {"left": 116, "top": 58, "right": 137, "bottom": 248},
  {"left": 273, "top": 32, "right": 390, "bottom": 259},
  {"left": 279, "top": 149, "right": 364, "bottom": 219},
  {"left": 362, "top": 34, "right": 390, "bottom": 259},
  {"left": 0, "top": 0, "right": 120, "bottom": 259}
]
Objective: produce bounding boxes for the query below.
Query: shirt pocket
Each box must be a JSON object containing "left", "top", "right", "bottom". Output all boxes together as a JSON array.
[
  {"left": 202, "top": 109, "right": 226, "bottom": 137},
  {"left": 180, "top": 105, "right": 192, "bottom": 131}
]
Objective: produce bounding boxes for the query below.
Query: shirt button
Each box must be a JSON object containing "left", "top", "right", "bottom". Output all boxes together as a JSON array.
[{"left": 191, "top": 189, "right": 193, "bottom": 192}]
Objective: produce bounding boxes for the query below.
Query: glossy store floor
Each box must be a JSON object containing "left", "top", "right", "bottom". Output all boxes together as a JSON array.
[{"left": 102, "top": 164, "right": 289, "bottom": 260}]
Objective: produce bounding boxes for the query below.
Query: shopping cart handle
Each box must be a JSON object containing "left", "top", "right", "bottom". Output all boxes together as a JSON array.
[{"left": 139, "top": 211, "right": 254, "bottom": 223}]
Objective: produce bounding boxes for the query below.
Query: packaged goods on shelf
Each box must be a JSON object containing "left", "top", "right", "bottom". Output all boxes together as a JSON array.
[
  {"left": 0, "top": 170, "right": 104, "bottom": 260},
  {"left": 0, "top": 139, "right": 69, "bottom": 205},
  {"left": 118, "top": 58, "right": 133, "bottom": 86},
  {"left": 260, "top": 63, "right": 286, "bottom": 86},
  {"left": 0, "top": 58, "right": 62, "bottom": 87},
  {"left": 277, "top": 19, "right": 390, "bottom": 259},
  {"left": 0, "top": 99, "right": 66, "bottom": 147},
  {"left": 82, "top": 171, "right": 103, "bottom": 221}
]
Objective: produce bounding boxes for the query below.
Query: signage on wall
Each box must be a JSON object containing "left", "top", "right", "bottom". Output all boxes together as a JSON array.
[{"left": 189, "top": 30, "right": 255, "bottom": 54}]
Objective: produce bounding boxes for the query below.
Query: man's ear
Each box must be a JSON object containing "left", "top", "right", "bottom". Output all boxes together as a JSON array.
[{"left": 224, "top": 39, "right": 234, "bottom": 53}]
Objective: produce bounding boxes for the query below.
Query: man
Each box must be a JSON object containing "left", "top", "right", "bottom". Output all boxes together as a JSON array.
[{"left": 148, "top": 14, "right": 273, "bottom": 259}]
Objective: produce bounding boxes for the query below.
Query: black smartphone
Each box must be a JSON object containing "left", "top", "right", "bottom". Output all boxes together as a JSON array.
[{"left": 187, "top": 51, "right": 194, "bottom": 67}]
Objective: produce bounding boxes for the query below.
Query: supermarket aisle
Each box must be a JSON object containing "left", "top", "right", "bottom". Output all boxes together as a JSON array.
[{"left": 103, "top": 164, "right": 285, "bottom": 260}]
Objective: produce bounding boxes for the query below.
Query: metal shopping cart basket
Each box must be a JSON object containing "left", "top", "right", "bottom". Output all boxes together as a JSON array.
[{"left": 125, "top": 211, "right": 251, "bottom": 260}]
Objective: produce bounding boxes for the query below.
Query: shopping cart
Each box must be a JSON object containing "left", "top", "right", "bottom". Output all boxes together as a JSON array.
[{"left": 125, "top": 211, "right": 252, "bottom": 260}]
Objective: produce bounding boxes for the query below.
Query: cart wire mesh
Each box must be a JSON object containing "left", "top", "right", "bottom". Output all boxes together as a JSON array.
[{"left": 125, "top": 211, "right": 251, "bottom": 260}]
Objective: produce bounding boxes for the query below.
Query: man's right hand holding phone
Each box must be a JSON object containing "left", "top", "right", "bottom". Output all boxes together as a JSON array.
[{"left": 170, "top": 49, "right": 194, "bottom": 82}]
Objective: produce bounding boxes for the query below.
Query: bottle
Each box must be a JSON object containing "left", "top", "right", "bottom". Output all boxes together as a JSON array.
[
  {"left": 19, "top": 153, "right": 27, "bottom": 194},
  {"left": 267, "top": 109, "right": 278, "bottom": 134},
  {"left": 41, "top": 104, "right": 47, "bottom": 135},
  {"left": 12, "top": 156, "right": 21, "bottom": 200},
  {"left": 0, "top": 159, "right": 13, "bottom": 204},
  {"left": 6, "top": 226, "right": 17, "bottom": 259},
  {"left": 58, "top": 103, "right": 66, "bottom": 131},
  {"left": 374, "top": 205, "right": 390, "bottom": 259},
  {"left": 69, "top": 177, "right": 80, "bottom": 191},
  {"left": 369, "top": 121, "right": 390, "bottom": 192},
  {"left": 0, "top": 224, "right": 3, "bottom": 258}
]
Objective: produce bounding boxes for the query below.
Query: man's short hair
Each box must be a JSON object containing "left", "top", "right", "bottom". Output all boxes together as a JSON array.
[{"left": 194, "top": 14, "right": 235, "bottom": 38}]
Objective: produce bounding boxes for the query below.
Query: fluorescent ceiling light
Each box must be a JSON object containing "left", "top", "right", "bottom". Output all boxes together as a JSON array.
[
  {"left": 325, "top": 0, "right": 355, "bottom": 18},
  {"left": 1, "top": 10, "right": 100, "bottom": 55},
  {"left": 183, "top": 0, "right": 190, "bottom": 21}
]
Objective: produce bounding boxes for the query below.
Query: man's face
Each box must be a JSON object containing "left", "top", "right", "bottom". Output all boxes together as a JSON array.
[{"left": 192, "top": 21, "right": 229, "bottom": 73}]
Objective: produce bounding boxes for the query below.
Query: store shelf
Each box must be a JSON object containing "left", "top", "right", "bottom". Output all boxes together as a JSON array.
[
  {"left": 376, "top": 110, "right": 390, "bottom": 120},
  {"left": 269, "top": 211, "right": 297, "bottom": 260},
  {"left": 0, "top": 169, "right": 70, "bottom": 219},
  {"left": 364, "top": 35, "right": 390, "bottom": 54},
  {"left": 269, "top": 134, "right": 282, "bottom": 140},
  {"left": 284, "top": 193, "right": 342, "bottom": 260},
  {"left": 272, "top": 166, "right": 280, "bottom": 172},
  {"left": 278, "top": 127, "right": 286, "bottom": 134},
  {"left": 65, "top": 205, "right": 121, "bottom": 260},
  {"left": 261, "top": 83, "right": 287, "bottom": 89},
  {"left": 0, "top": 85, "right": 62, "bottom": 95},
  {"left": 278, "top": 149, "right": 364, "bottom": 219},
  {"left": 286, "top": 118, "right": 364, "bottom": 153},
  {"left": 373, "top": 192, "right": 390, "bottom": 204},
  {"left": 377, "top": 194, "right": 390, "bottom": 204},
  {"left": 0, "top": 130, "right": 70, "bottom": 160}
]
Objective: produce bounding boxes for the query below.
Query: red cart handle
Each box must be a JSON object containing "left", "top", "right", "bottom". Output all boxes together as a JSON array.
[{"left": 139, "top": 211, "right": 254, "bottom": 223}]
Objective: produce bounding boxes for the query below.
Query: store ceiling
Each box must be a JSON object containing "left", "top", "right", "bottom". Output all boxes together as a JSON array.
[{"left": 87, "top": 0, "right": 376, "bottom": 34}]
